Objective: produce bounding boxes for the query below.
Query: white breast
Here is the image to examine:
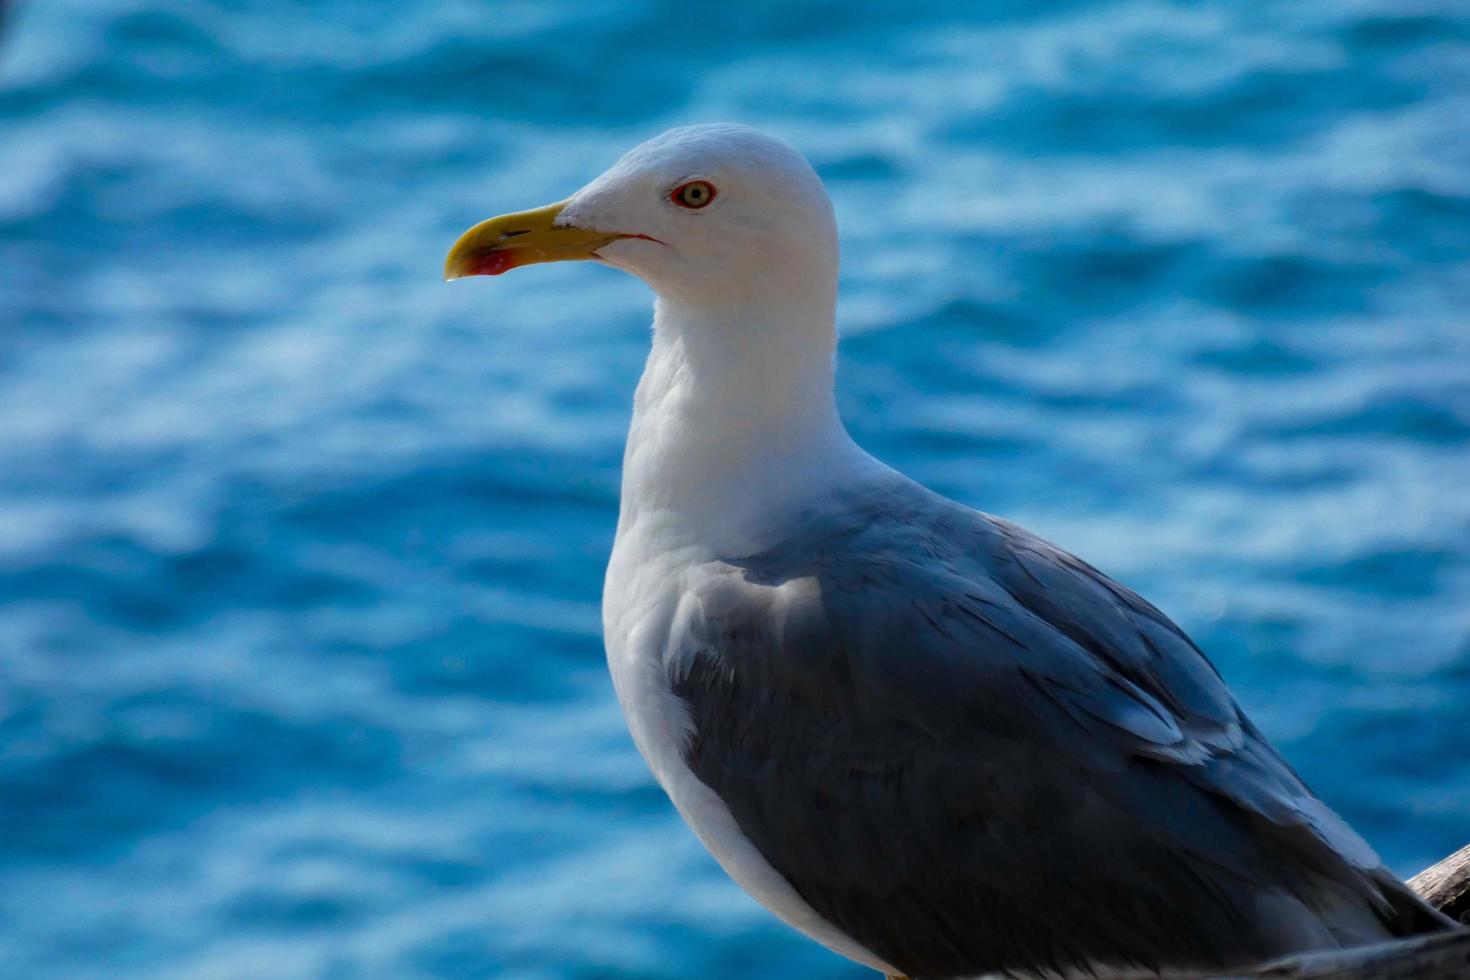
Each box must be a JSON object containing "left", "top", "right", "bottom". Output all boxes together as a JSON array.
[{"left": 602, "top": 536, "right": 896, "bottom": 976}]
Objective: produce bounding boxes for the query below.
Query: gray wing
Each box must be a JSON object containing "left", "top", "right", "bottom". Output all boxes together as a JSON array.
[{"left": 668, "top": 486, "right": 1449, "bottom": 979}]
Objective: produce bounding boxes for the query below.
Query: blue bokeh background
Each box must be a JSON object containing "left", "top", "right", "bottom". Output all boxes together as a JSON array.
[{"left": 2, "top": 2, "right": 1468, "bottom": 977}]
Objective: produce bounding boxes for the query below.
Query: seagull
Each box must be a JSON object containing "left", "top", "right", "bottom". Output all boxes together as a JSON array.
[{"left": 444, "top": 124, "right": 1454, "bottom": 979}]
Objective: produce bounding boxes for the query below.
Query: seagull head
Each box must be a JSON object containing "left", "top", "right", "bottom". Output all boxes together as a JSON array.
[{"left": 444, "top": 124, "right": 838, "bottom": 305}]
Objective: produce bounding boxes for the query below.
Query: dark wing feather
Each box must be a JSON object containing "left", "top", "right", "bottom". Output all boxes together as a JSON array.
[{"left": 669, "top": 487, "right": 1450, "bottom": 979}]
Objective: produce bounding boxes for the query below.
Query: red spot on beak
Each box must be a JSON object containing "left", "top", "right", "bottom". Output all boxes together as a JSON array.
[{"left": 467, "top": 250, "right": 520, "bottom": 276}]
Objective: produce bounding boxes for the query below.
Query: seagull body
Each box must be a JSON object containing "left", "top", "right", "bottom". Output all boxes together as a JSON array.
[{"left": 446, "top": 125, "right": 1453, "bottom": 979}]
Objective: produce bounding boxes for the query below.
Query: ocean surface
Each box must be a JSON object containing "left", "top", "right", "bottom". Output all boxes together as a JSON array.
[{"left": 2, "top": 2, "right": 1468, "bottom": 977}]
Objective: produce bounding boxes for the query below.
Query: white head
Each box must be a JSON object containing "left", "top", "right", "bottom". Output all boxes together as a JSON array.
[
  {"left": 445, "top": 124, "right": 839, "bottom": 314},
  {"left": 445, "top": 126, "right": 860, "bottom": 547}
]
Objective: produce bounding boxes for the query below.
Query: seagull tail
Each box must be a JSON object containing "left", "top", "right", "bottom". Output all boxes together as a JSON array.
[{"left": 1370, "top": 870, "right": 1462, "bottom": 938}]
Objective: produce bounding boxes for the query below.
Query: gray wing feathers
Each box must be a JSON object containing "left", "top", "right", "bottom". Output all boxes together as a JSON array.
[
  {"left": 989, "top": 520, "right": 1383, "bottom": 870},
  {"left": 667, "top": 487, "right": 1449, "bottom": 977}
]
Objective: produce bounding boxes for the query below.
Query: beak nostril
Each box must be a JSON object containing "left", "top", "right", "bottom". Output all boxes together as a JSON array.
[{"left": 502, "top": 229, "right": 531, "bottom": 239}]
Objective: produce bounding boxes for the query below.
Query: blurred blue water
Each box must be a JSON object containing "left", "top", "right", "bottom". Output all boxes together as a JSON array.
[{"left": 2, "top": 1, "right": 1469, "bottom": 977}]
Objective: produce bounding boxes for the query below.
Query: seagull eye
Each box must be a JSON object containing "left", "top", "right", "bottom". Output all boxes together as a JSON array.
[{"left": 671, "top": 180, "right": 717, "bottom": 210}]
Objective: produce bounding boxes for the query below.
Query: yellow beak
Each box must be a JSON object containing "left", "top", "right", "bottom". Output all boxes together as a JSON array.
[{"left": 443, "top": 200, "right": 623, "bottom": 280}]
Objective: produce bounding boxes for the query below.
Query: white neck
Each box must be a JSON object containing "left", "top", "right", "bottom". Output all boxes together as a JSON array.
[{"left": 616, "top": 290, "right": 869, "bottom": 557}]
